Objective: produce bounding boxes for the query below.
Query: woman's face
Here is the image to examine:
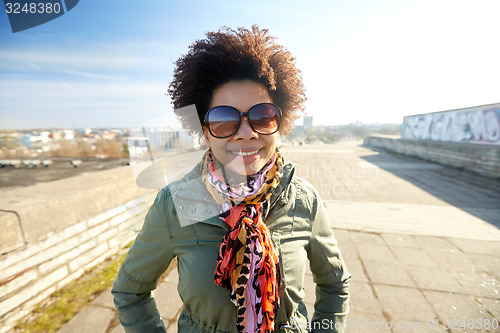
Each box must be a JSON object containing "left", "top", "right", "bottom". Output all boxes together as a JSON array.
[{"left": 204, "top": 80, "right": 280, "bottom": 177}]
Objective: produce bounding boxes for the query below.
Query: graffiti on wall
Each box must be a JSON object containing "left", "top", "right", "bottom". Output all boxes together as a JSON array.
[{"left": 402, "top": 103, "right": 500, "bottom": 145}]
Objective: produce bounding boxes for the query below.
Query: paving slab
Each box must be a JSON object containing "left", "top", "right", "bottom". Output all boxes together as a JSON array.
[
  {"left": 337, "top": 241, "right": 359, "bottom": 261},
  {"left": 344, "top": 312, "right": 392, "bottom": 333},
  {"left": 413, "top": 236, "right": 459, "bottom": 251},
  {"left": 451, "top": 271, "right": 500, "bottom": 298},
  {"left": 426, "top": 248, "right": 482, "bottom": 273},
  {"left": 332, "top": 229, "right": 352, "bottom": 244},
  {"left": 344, "top": 258, "right": 368, "bottom": 283},
  {"left": 92, "top": 287, "right": 115, "bottom": 308},
  {"left": 349, "top": 281, "right": 382, "bottom": 315},
  {"left": 405, "top": 265, "right": 466, "bottom": 293},
  {"left": 355, "top": 244, "right": 398, "bottom": 263},
  {"left": 110, "top": 324, "right": 125, "bottom": 333},
  {"left": 363, "top": 261, "right": 416, "bottom": 287},
  {"left": 391, "top": 247, "right": 439, "bottom": 267},
  {"left": 380, "top": 233, "right": 422, "bottom": 249},
  {"left": 423, "top": 290, "right": 494, "bottom": 322},
  {"left": 349, "top": 232, "right": 386, "bottom": 246},
  {"left": 471, "top": 254, "right": 500, "bottom": 276},
  {"left": 372, "top": 285, "right": 436, "bottom": 321},
  {"left": 327, "top": 201, "right": 500, "bottom": 241},
  {"left": 155, "top": 282, "right": 182, "bottom": 322},
  {"left": 157, "top": 268, "right": 182, "bottom": 327},
  {"left": 57, "top": 305, "right": 115, "bottom": 333},
  {"left": 476, "top": 297, "right": 500, "bottom": 319},
  {"left": 166, "top": 321, "right": 179, "bottom": 333},
  {"left": 448, "top": 238, "right": 500, "bottom": 256}
]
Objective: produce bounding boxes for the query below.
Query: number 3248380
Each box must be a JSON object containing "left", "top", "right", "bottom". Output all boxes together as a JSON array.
[{"left": 5, "top": 2, "right": 62, "bottom": 14}]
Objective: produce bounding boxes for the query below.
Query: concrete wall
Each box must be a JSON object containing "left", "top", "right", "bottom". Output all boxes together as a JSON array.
[
  {"left": 401, "top": 103, "right": 500, "bottom": 145},
  {"left": 0, "top": 166, "right": 156, "bottom": 332},
  {"left": 363, "top": 135, "right": 500, "bottom": 179}
]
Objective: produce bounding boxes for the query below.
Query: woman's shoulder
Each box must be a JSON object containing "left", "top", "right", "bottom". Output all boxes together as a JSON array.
[
  {"left": 290, "top": 175, "right": 317, "bottom": 193},
  {"left": 283, "top": 167, "right": 322, "bottom": 214},
  {"left": 289, "top": 173, "right": 321, "bottom": 200},
  {"left": 278, "top": 171, "right": 325, "bottom": 226}
]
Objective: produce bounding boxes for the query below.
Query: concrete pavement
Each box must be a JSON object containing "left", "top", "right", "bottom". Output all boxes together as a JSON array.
[{"left": 56, "top": 142, "right": 500, "bottom": 333}]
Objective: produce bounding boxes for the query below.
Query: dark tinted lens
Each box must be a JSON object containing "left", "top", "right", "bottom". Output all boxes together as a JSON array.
[
  {"left": 207, "top": 106, "right": 240, "bottom": 137},
  {"left": 248, "top": 104, "right": 280, "bottom": 134}
]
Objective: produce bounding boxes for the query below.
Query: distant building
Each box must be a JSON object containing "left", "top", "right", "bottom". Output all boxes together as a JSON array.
[
  {"left": 147, "top": 128, "right": 181, "bottom": 150},
  {"left": 128, "top": 128, "right": 199, "bottom": 161},
  {"left": 23, "top": 131, "right": 50, "bottom": 147},
  {"left": 49, "top": 132, "right": 62, "bottom": 140},
  {"left": 63, "top": 129, "right": 75, "bottom": 141},
  {"left": 102, "top": 132, "right": 117, "bottom": 140},
  {"left": 304, "top": 116, "right": 313, "bottom": 129}
]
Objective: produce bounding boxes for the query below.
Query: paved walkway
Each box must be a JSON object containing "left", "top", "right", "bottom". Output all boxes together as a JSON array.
[{"left": 57, "top": 142, "right": 500, "bottom": 333}]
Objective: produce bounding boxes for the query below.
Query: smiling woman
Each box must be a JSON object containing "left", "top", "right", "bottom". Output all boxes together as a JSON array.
[{"left": 112, "top": 25, "right": 351, "bottom": 333}]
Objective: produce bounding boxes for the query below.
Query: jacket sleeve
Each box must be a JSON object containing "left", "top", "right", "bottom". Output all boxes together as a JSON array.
[
  {"left": 306, "top": 191, "right": 350, "bottom": 333},
  {"left": 111, "top": 189, "right": 176, "bottom": 333}
]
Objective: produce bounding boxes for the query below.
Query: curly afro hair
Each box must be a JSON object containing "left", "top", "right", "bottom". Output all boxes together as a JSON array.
[{"left": 168, "top": 25, "right": 306, "bottom": 137}]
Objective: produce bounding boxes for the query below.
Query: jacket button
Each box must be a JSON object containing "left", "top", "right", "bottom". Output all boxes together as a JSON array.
[
  {"left": 178, "top": 205, "right": 183, "bottom": 211},
  {"left": 191, "top": 208, "right": 196, "bottom": 213},
  {"left": 205, "top": 209, "right": 211, "bottom": 214},
  {"left": 279, "top": 198, "right": 288, "bottom": 205}
]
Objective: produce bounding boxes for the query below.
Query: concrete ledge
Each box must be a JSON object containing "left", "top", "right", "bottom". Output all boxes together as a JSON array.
[
  {"left": 0, "top": 166, "right": 156, "bottom": 332},
  {"left": 364, "top": 135, "right": 500, "bottom": 179},
  {"left": 0, "top": 165, "right": 152, "bottom": 251},
  {"left": 0, "top": 211, "right": 25, "bottom": 254}
]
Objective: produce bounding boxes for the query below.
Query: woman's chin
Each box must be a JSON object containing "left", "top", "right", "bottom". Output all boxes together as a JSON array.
[{"left": 224, "top": 160, "right": 261, "bottom": 178}]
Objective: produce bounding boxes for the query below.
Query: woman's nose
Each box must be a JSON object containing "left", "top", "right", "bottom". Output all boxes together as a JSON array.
[{"left": 234, "top": 116, "right": 258, "bottom": 140}]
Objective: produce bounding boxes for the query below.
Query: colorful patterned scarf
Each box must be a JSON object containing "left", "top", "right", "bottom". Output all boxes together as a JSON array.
[{"left": 201, "top": 149, "right": 283, "bottom": 333}]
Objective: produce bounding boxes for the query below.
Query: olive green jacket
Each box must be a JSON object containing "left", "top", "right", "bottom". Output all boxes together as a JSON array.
[{"left": 112, "top": 162, "right": 350, "bottom": 332}]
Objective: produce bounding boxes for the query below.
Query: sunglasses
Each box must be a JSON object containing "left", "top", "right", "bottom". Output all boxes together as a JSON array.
[{"left": 204, "top": 103, "right": 282, "bottom": 138}]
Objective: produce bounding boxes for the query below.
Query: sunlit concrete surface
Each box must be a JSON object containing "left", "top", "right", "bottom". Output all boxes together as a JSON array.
[{"left": 282, "top": 142, "right": 500, "bottom": 241}]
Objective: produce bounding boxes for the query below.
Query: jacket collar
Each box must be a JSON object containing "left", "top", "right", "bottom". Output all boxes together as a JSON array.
[{"left": 171, "top": 161, "right": 295, "bottom": 229}]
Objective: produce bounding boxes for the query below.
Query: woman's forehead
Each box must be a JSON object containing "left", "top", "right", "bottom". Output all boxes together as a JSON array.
[{"left": 210, "top": 80, "right": 272, "bottom": 111}]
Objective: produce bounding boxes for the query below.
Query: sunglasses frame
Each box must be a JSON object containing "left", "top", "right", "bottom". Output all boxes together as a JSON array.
[{"left": 204, "top": 102, "right": 282, "bottom": 139}]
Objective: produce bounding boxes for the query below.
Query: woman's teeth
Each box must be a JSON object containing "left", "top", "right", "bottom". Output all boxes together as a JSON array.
[{"left": 232, "top": 150, "right": 260, "bottom": 156}]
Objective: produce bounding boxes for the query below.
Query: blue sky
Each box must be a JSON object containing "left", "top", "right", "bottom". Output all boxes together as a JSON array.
[{"left": 1, "top": 0, "right": 499, "bottom": 129}]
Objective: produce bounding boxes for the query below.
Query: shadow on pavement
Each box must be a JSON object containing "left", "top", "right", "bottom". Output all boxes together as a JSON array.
[{"left": 360, "top": 145, "right": 500, "bottom": 230}]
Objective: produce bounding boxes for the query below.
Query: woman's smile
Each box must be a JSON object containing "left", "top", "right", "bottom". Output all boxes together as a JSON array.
[{"left": 229, "top": 149, "right": 261, "bottom": 157}]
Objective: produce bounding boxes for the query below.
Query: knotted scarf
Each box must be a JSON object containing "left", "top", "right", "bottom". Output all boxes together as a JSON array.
[{"left": 201, "top": 149, "right": 283, "bottom": 333}]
